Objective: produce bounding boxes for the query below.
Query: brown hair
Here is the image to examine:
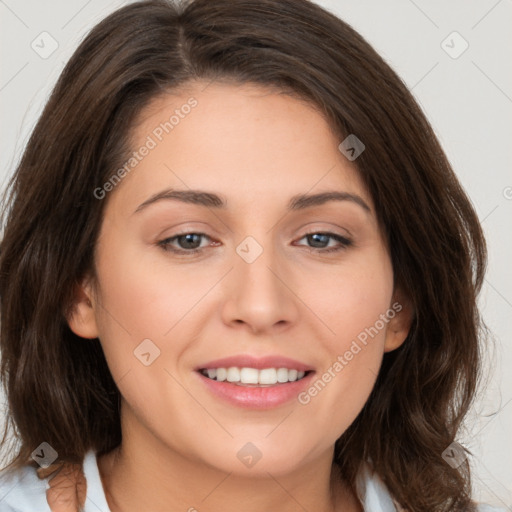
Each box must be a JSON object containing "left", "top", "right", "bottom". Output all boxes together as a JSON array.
[{"left": 0, "top": 0, "right": 487, "bottom": 510}]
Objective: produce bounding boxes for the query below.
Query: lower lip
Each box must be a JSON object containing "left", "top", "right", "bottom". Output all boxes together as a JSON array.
[{"left": 196, "top": 371, "right": 315, "bottom": 409}]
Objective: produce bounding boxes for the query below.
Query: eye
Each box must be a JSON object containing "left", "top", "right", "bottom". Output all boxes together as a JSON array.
[
  {"left": 158, "top": 232, "right": 215, "bottom": 254},
  {"left": 294, "top": 232, "right": 352, "bottom": 253}
]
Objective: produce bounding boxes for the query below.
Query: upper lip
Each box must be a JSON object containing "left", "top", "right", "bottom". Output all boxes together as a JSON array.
[{"left": 196, "top": 355, "right": 315, "bottom": 372}]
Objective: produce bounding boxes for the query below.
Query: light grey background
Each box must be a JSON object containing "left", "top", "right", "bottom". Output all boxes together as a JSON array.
[{"left": 1, "top": 0, "right": 511, "bottom": 507}]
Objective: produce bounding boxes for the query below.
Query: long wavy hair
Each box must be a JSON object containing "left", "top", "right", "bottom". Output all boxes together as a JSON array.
[{"left": 0, "top": 1, "right": 487, "bottom": 510}]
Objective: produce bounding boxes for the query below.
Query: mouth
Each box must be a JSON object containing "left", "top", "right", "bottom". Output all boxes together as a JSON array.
[
  {"left": 198, "top": 367, "right": 312, "bottom": 387},
  {"left": 194, "top": 355, "right": 316, "bottom": 409}
]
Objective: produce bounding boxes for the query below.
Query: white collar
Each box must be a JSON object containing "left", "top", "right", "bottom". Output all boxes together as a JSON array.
[
  {"left": 355, "top": 463, "right": 403, "bottom": 511},
  {"left": 82, "top": 450, "right": 111, "bottom": 511}
]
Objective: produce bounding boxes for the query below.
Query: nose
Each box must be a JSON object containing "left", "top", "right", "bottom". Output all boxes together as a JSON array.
[{"left": 220, "top": 239, "right": 300, "bottom": 335}]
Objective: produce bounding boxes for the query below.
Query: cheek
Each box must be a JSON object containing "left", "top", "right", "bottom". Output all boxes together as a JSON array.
[
  {"left": 91, "top": 245, "right": 205, "bottom": 438},
  {"left": 295, "top": 251, "right": 393, "bottom": 430},
  {"left": 91, "top": 234, "right": 220, "bottom": 381},
  {"left": 303, "top": 249, "right": 394, "bottom": 352}
]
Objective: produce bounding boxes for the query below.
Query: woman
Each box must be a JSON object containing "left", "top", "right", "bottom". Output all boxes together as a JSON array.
[{"left": 0, "top": 0, "right": 501, "bottom": 510}]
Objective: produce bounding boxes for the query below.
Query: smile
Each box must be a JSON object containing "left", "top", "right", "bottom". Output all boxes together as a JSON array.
[{"left": 199, "top": 367, "right": 309, "bottom": 386}]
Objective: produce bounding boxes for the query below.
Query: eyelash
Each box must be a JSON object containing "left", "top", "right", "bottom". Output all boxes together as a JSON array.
[{"left": 157, "top": 231, "right": 353, "bottom": 255}]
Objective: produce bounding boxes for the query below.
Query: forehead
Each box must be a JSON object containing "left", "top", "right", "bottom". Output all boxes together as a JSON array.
[{"left": 109, "top": 81, "right": 372, "bottom": 215}]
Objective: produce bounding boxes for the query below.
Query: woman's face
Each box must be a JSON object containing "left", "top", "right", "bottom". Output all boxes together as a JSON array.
[{"left": 71, "top": 81, "right": 410, "bottom": 476}]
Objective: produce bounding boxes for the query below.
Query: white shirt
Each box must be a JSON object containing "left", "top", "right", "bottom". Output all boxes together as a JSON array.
[{"left": 0, "top": 450, "right": 506, "bottom": 511}]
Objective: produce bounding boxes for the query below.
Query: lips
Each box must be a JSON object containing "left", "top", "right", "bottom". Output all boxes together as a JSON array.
[{"left": 194, "top": 354, "right": 315, "bottom": 409}]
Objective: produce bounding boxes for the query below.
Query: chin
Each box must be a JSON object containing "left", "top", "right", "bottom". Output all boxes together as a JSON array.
[{"left": 193, "top": 437, "right": 316, "bottom": 478}]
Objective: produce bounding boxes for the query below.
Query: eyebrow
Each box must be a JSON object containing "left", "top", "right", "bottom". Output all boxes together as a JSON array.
[{"left": 133, "top": 188, "right": 371, "bottom": 214}]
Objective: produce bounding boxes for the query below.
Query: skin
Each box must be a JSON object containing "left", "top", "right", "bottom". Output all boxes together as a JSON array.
[
  {"left": 42, "top": 463, "right": 86, "bottom": 512},
  {"left": 66, "top": 81, "right": 412, "bottom": 512}
]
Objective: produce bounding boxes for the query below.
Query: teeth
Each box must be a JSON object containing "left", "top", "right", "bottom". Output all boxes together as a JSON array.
[
  {"left": 276, "top": 368, "right": 289, "bottom": 383},
  {"left": 200, "top": 367, "right": 309, "bottom": 385},
  {"left": 226, "top": 367, "right": 240, "bottom": 382},
  {"left": 259, "top": 368, "right": 277, "bottom": 385},
  {"left": 240, "top": 367, "right": 259, "bottom": 384}
]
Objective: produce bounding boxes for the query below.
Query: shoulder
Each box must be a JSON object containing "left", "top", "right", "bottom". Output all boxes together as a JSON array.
[{"left": 0, "top": 462, "right": 51, "bottom": 511}]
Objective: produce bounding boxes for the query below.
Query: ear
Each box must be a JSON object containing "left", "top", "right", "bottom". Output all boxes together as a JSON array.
[
  {"left": 383, "top": 287, "right": 414, "bottom": 353},
  {"left": 66, "top": 277, "right": 99, "bottom": 339}
]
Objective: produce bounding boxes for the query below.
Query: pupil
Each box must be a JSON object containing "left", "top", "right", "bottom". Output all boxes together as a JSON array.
[
  {"left": 180, "top": 234, "right": 201, "bottom": 249},
  {"left": 309, "top": 233, "right": 328, "bottom": 248}
]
